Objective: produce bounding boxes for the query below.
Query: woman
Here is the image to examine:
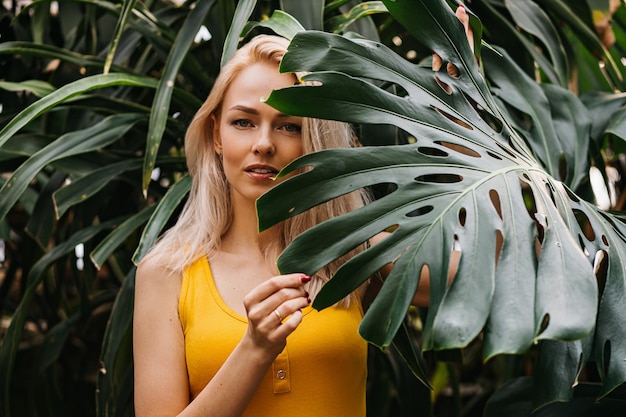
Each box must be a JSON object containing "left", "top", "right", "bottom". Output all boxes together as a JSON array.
[{"left": 134, "top": 7, "right": 471, "bottom": 417}]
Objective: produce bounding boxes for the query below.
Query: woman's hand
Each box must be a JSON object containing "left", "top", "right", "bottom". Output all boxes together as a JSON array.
[
  {"left": 432, "top": 4, "right": 475, "bottom": 75},
  {"left": 242, "top": 273, "right": 311, "bottom": 358}
]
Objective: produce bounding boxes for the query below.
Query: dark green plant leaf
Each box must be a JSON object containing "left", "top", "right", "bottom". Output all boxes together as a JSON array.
[
  {"left": 503, "top": 0, "right": 569, "bottom": 86},
  {"left": 143, "top": 0, "right": 216, "bottom": 191},
  {"left": 256, "top": 5, "right": 625, "bottom": 404},
  {"left": 0, "top": 218, "right": 120, "bottom": 416},
  {"left": 0, "top": 80, "right": 55, "bottom": 97},
  {"left": 221, "top": 0, "right": 257, "bottom": 67},
  {"left": 484, "top": 376, "right": 626, "bottom": 416},
  {"left": 104, "top": 0, "right": 138, "bottom": 74},
  {"left": 132, "top": 174, "right": 191, "bottom": 264},
  {"left": 325, "top": 1, "right": 387, "bottom": 34},
  {"left": 53, "top": 159, "right": 143, "bottom": 219},
  {"left": 242, "top": 10, "right": 305, "bottom": 41},
  {"left": 280, "top": 0, "right": 324, "bottom": 30},
  {"left": 91, "top": 205, "right": 156, "bottom": 270},
  {"left": 96, "top": 270, "right": 136, "bottom": 417},
  {"left": 0, "top": 73, "right": 157, "bottom": 149},
  {"left": 0, "top": 113, "right": 145, "bottom": 222}
]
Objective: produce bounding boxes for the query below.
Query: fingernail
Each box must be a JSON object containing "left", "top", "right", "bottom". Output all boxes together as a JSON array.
[
  {"left": 304, "top": 291, "right": 310, "bottom": 298},
  {"left": 307, "top": 297, "right": 311, "bottom": 304},
  {"left": 301, "top": 275, "right": 311, "bottom": 283}
]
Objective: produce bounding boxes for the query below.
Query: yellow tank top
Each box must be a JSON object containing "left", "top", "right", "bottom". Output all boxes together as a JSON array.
[{"left": 179, "top": 257, "right": 367, "bottom": 417}]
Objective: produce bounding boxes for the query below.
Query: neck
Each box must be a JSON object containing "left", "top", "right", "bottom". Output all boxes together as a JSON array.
[{"left": 221, "top": 196, "right": 280, "bottom": 258}]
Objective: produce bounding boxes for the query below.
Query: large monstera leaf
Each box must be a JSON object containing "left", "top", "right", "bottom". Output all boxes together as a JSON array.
[{"left": 257, "top": 0, "right": 626, "bottom": 402}]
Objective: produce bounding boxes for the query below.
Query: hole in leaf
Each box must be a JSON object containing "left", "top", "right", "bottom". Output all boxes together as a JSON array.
[
  {"left": 446, "top": 62, "right": 460, "bottom": 78},
  {"left": 495, "top": 142, "right": 517, "bottom": 159},
  {"left": 437, "top": 141, "right": 480, "bottom": 158},
  {"left": 538, "top": 313, "right": 550, "bottom": 335},
  {"left": 415, "top": 173, "right": 463, "bottom": 184},
  {"left": 535, "top": 220, "right": 545, "bottom": 244},
  {"left": 598, "top": 211, "right": 626, "bottom": 240},
  {"left": 490, "top": 189, "right": 503, "bottom": 220},
  {"left": 495, "top": 229, "right": 504, "bottom": 268},
  {"left": 458, "top": 207, "right": 466, "bottom": 226},
  {"left": 593, "top": 250, "right": 608, "bottom": 300},
  {"left": 564, "top": 187, "right": 580, "bottom": 203},
  {"left": 573, "top": 209, "right": 595, "bottom": 242},
  {"left": 448, "top": 244, "right": 460, "bottom": 288},
  {"left": 519, "top": 178, "right": 537, "bottom": 220},
  {"left": 406, "top": 205, "right": 434, "bottom": 217},
  {"left": 432, "top": 53, "right": 442, "bottom": 71},
  {"left": 559, "top": 154, "right": 568, "bottom": 183},
  {"left": 578, "top": 235, "right": 590, "bottom": 257},
  {"left": 487, "top": 151, "right": 502, "bottom": 160},
  {"left": 463, "top": 92, "right": 503, "bottom": 133},
  {"left": 508, "top": 135, "right": 522, "bottom": 155},
  {"left": 603, "top": 339, "right": 611, "bottom": 377},
  {"left": 602, "top": 234, "right": 609, "bottom": 246},
  {"left": 418, "top": 146, "right": 448, "bottom": 157},
  {"left": 435, "top": 75, "right": 452, "bottom": 94},
  {"left": 544, "top": 181, "right": 556, "bottom": 206},
  {"left": 432, "top": 106, "right": 473, "bottom": 130},
  {"left": 534, "top": 236, "right": 542, "bottom": 260}
]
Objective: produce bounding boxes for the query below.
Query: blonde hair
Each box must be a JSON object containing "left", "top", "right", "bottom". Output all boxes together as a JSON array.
[{"left": 143, "top": 35, "right": 368, "bottom": 304}]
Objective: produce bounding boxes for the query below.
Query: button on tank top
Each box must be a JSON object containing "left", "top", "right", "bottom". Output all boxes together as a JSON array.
[{"left": 179, "top": 256, "right": 368, "bottom": 417}]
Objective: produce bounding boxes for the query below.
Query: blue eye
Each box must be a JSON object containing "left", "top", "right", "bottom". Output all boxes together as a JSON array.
[
  {"left": 280, "top": 123, "right": 301, "bottom": 133},
  {"left": 232, "top": 119, "right": 252, "bottom": 128}
]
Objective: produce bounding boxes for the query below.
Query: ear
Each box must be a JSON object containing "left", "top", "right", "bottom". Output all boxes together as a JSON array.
[{"left": 210, "top": 114, "right": 222, "bottom": 153}]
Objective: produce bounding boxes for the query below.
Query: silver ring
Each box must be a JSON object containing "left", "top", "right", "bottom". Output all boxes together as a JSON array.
[{"left": 273, "top": 309, "right": 283, "bottom": 323}]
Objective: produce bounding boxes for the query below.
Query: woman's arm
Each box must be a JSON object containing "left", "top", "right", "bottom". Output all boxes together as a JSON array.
[{"left": 133, "top": 260, "right": 310, "bottom": 417}]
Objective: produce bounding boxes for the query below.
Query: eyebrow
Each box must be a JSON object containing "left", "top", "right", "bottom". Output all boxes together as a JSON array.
[{"left": 227, "top": 105, "right": 290, "bottom": 118}]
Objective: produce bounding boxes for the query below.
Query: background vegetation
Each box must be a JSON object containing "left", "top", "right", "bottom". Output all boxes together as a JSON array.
[{"left": 0, "top": 0, "right": 625, "bottom": 416}]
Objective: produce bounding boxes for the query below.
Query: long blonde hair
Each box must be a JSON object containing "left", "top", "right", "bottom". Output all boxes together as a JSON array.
[{"left": 143, "top": 35, "right": 368, "bottom": 303}]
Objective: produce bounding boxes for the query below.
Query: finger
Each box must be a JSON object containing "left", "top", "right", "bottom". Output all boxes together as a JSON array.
[
  {"left": 456, "top": 4, "right": 474, "bottom": 54},
  {"left": 245, "top": 273, "right": 310, "bottom": 304},
  {"left": 272, "top": 309, "right": 303, "bottom": 339},
  {"left": 273, "top": 296, "right": 310, "bottom": 325}
]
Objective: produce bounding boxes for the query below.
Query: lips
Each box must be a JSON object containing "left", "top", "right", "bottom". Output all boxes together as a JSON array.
[{"left": 245, "top": 164, "right": 279, "bottom": 180}]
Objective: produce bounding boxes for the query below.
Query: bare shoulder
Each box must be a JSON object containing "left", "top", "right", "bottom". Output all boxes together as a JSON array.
[
  {"left": 136, "top": 255, "right": 181, "bottom": 291},
  {"left": 134, "top": 254, "right": 182, "bottom": 317}
]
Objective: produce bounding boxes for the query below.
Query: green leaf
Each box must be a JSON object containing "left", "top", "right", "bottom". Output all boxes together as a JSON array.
[
  {"left": 143, "top": 0, "right": 216, "bottom": 192},
  {"left": 221, "top": 0, "right": 256, "bottom": 67},
  {"left": 0, "top": 113, "right": 144, "bottom": 222},
  {"left": 96, "top": 270, "right": 136, "bottom": 417},
  {"left": 504, "top": 0, "right": 569, "bottom": 86},
  {"left": 53, "top": 159, "right": 144, "bottom": 219},
  {"left": 91, "top": 205, "right": 156, "bottom": 270},
  {"left": 260, "top": 3, "right": 601, "bottom": 359},
  {"left": 104, "top": 0, "right": 138, "bottom": 74},
  {"left": 132, "top": 174, "right": 191, "bottom": 264},
  {"left": 0, "top": 73, "right": 157, "bottom": 149},
  {"left": 280, "top": 0, "right": 324, "bottom": 30},
  {"left": 0, "top": 80, "right": 55, "bottom": 97},
  {"left": 484, "top": 46, "right": 589, "bottom": 188},
  {"left": 242, "top": 10, "right": 305, "bottom": 41},
  {"left": 326, "top": 1, "right": 387, "bottom": 34},
  {"left": 0, "top": 41, "right": 131, "bottom": 74},
  {"left": 0, "top": 218, "right": 120, "bottom": 415}
]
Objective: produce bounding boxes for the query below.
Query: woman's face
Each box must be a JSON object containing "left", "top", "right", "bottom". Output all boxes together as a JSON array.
[{"left": 214, "top": 62, "right": 304, "bottom": 208}]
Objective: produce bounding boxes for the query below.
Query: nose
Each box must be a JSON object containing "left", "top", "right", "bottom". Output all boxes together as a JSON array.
[{"left": 252, "top": 126, "right": 276, "bottom": 155}]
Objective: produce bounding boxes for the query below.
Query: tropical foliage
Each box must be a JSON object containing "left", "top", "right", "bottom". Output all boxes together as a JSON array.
[{"left": 0, "top": 0, "right": 625, "bottom": 416}]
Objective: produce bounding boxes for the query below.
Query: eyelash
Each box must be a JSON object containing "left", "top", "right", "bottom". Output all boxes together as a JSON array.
[{"left": 230, "top": 119, "right": 301, "bottom": 133}]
